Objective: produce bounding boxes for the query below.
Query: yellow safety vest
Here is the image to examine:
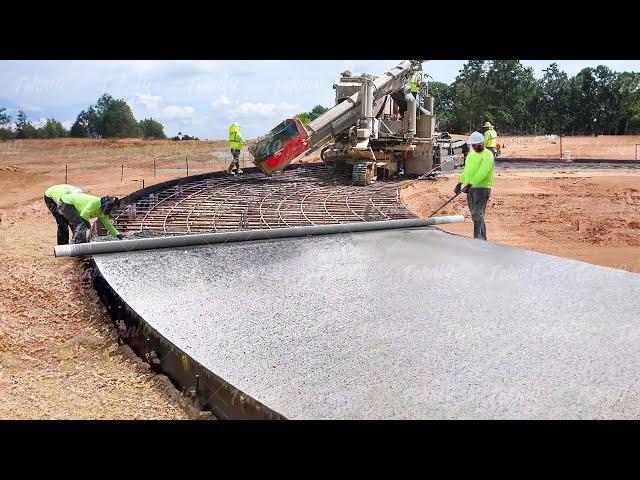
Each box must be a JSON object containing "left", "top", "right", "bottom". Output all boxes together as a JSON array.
[
  {"left": 228, "top": 124, "right": 246, "bottom": 150},
  {"left": 484, "top": 129, "right": 498, "bottom": 148},
  {"left": 408, "top": 73, "right": 420, "bottom": 93}
]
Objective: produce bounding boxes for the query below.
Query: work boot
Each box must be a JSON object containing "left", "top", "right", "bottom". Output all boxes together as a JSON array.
[
  {"left": 226, "top": 163, "right": 236, "bottom": 175},
  {"left": 236, "top": 167, "right": 244, "bottom": 174}
]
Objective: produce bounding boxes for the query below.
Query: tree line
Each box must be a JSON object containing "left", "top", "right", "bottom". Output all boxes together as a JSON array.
[
  {"left": 429, "top": 60, "right": 640, "bottom": 136},
  {"left": 0, "top": 93, "right": 168, "bottom": 140}
]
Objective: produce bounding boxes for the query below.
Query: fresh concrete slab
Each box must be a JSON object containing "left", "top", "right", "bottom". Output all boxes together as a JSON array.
[{"left": 94, "top": 228, "right": 640, "bottom": 419}]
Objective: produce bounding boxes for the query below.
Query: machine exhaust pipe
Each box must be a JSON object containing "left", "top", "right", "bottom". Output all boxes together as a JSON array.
[{"left": 54, "top": 216, "right": 464, "bottom": 258}]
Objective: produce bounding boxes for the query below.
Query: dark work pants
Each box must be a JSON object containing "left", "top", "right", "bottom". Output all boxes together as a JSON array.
[
  {"left": 467, "top": 188, "right": 491, "bottom": 240},
  {"left": 44, "top": 195, "right": 71, "bottom": 245},
  {"left": 230, "top": 149, "right": 240, "bottom": 167},
  {"left": 58, "top": 202, "right": 91, "bottom": 244}
]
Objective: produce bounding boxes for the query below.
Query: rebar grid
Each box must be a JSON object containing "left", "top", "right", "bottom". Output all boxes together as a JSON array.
[{"left": 113, "top": 165, "right": 416, "bottom": 235}]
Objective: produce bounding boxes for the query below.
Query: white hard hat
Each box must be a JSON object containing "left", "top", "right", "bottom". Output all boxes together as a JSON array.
[{"left": 469, "top": 131, "right": 484, "bottom": 145}]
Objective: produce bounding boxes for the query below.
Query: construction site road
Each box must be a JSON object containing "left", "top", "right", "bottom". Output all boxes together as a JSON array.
[{"left": 94, "top": 227, "right": 640, "bottom": 419}]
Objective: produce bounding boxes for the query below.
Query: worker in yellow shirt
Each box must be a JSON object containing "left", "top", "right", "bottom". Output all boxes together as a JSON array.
[
  {"left": 407, "top": 70, "right": 421, "bottom": 100},
  {"left": 482, "top": 121, "right": 498, "bottom": 158},
  {"left": 227, "top": 122, "right": 247, "bottom": 175},
  {"left": 454, "top": 132, "right": 495, "bottom": 240},
  {"left": 58, "top": 192, "right": 123, "bottom": 244},
  {"left": 44, "top": 184, "right": 84, "bottom": 244}
]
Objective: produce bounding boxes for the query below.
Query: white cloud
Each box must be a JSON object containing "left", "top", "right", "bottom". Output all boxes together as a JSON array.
[
  {"left": 210, "top": 96, "right": 231, "bottom": 107},
  {"left": 134, "top": 94, "right": 164, "bottom": 112},
  {"left": 162, "top": 105, "right": 195, "bottom": 120},
  {"left": 61, "top": 120, "right": 73, "bottom": 130},
  {"left": 130, "top": 93, "right": 196, "bottom": 127},
  {"left": 31, "top": 117, "right": 48, "bottom": 128},
  {"left": 210, "top": 95, "right": 299, "bottom": 120}
]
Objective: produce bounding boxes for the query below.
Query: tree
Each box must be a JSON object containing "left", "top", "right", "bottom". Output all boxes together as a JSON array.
[
  {"left": 295, "top": 105, "right": 329, "bottom": 125},
  {"left": 40, "top": 119, "right": 68, "bottom": 138},
  {"left": 0, "top": 107, "right": 10, "bottom": 126},
  {"left": 98, "top": 96, "right": 141, "bottom": 138},
  {"left": 15, "top": 110, "right": 28, "bottom": 138},
  {"left": 429, "top": 81, "right": 455, "bottom": 131},
  {"left": 70, "top": 107, "right": 100, "bottom": 138},
  {"left": 0, "top": 107, "right": 12, "bottom": 140},
  {"left": 448, "top": 60, "right": 493, "bottom": 133},
  {"left": 295, "top": 112, "right": 311, "bottom": 124},
  {"left": 139, "top": 118, "right": 166, "bottom": 139},
  {"left": 484, "top": 60, "right": 540, "bottom": 134},
  {"left": 308, "top": 105, "right": 328, "bottom": 121},
  {"left": 540, "top": 63, "right": 571, "bottom": 134},
  {"left": 615, "top": 72, "right": 640, "bottom": 134},
  {"left": 70, "top": 94, "right": 142, "bottom": 138}
]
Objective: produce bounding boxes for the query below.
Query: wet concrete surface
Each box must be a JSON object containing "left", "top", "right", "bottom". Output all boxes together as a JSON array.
[{"left": 94, "top": 228, "right": 640, "bottom": 419}]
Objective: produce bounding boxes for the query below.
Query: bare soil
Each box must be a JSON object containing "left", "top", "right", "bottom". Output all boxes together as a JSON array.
[
  {"left": 497, "top": 134, "right": 640, "bottom": 159},
  {"left": 402, "top": 169, "right": 640, "bottom": 273},
  {"left": 0, "top": 139, "right": 234, "bottom": 419}
]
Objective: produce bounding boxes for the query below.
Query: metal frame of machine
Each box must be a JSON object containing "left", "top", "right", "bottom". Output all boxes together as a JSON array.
[{"left": 249, "top": 60, "right": 464, "bottom": 185}]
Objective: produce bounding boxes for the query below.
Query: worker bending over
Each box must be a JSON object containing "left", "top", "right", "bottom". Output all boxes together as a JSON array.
[
  {"left": 58, "top": 192, "right": 124, "bottom": 244},
  {"left": 227, "top": 122, "right": 247, "bottom": 175},
  {"left": 44, "top": 184, "right": 84, "bottom": 245},
  {"left": 455, "top": 131, "right": 494, "bottom": 241},
  {"left": 482, "top": 121, "right": 498, "bottom": 158}
]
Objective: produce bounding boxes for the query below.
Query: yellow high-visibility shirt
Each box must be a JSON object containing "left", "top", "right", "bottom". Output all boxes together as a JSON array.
[
  {"left": 228, "top": 123, "right": 246, "bottom": 150},
  {"left": 459, "top": 148, "right": 494, "bottom": 188},
  {"left": 408, "top": 73, "right": 420, "bottom": 93},
  {"left": 484, "top": 128, "right": 498, "bottom": 148}
]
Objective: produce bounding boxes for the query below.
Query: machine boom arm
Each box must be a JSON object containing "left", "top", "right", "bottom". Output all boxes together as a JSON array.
[
  {"left": 305, "top": 60, "right": 415, "bottom": 145},
  {"left": 249, "top": 60, "right": 420, "bottom": 175}
]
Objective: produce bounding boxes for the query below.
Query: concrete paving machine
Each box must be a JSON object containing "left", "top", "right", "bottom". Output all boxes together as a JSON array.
[{"left": 249, "top": 60, "right": 463, "bottom": 185}]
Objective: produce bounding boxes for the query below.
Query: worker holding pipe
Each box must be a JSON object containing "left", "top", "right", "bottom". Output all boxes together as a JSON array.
[
  {"left": 455, "top": 131, "right": 494, "bottom": 241},
  {"left": 482, "top": 121, "right": 499, "bottom": 158},
  {"left": 44, "top": 184, "right": 84, "bottom": 245},
  {"left": 58, "top": 192, "right": 124, "bottom": 244},
  {"left": 227, "top": 122, "right": 247, "bottom": 175}
]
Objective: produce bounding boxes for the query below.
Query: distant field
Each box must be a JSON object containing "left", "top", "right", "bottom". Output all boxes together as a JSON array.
[
  {"left": 498, "top": 134, "right": 640, "bottom": 159},
  {"left": 0, "top": 138, "right": 242, "bottom": 209}
]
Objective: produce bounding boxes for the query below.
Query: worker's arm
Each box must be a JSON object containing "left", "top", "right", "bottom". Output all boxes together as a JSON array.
[
  {"left": 458, "top": 164, "right": 467, "bottom": 185},
  {"left": 237, "top": 132, "right": 247, "bottom": 146},
  {"left": 469, "top": 154, "right": 494, "bottom": 186},
  {"left": 99, "top": 213, "right": 120, "bottom": 237}
]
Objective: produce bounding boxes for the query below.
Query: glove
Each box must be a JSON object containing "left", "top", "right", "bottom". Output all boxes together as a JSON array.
[
  {"left": 454, "top": 183, "right": 462, "bottom": 194},
  {"left": 462, "top": 184, "right": 471, "bottom": 193},
  {"left": 116, "top": 233, "right": 125, "bottom": 240}
]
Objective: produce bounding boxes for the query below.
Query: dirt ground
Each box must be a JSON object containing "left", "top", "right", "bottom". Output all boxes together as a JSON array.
[
  {"left": 0, "top": 139, "right": 236, "bottom": 419},
  {"left": 498, "top": 134, "right": 640, "bottom": 159},
  {"left": 1, "top": 137, "right": 639, "bottom": 419},
  {"left": 402, "top": 169, "right": 640, "bottom": 273}
]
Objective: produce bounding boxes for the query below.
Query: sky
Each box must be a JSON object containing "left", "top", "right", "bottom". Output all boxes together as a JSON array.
[{"left": 1, "top": 60, "right": 639, "bottom": 139}]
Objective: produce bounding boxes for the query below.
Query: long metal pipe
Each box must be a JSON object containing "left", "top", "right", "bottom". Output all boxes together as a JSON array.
[{"left": 54, "top": 216, "right": 464, "bottom": 258}]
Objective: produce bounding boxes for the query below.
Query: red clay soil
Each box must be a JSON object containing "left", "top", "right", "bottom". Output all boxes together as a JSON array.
[{"left": 401, "top": 169, "right": 640, "bottom": 273}]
